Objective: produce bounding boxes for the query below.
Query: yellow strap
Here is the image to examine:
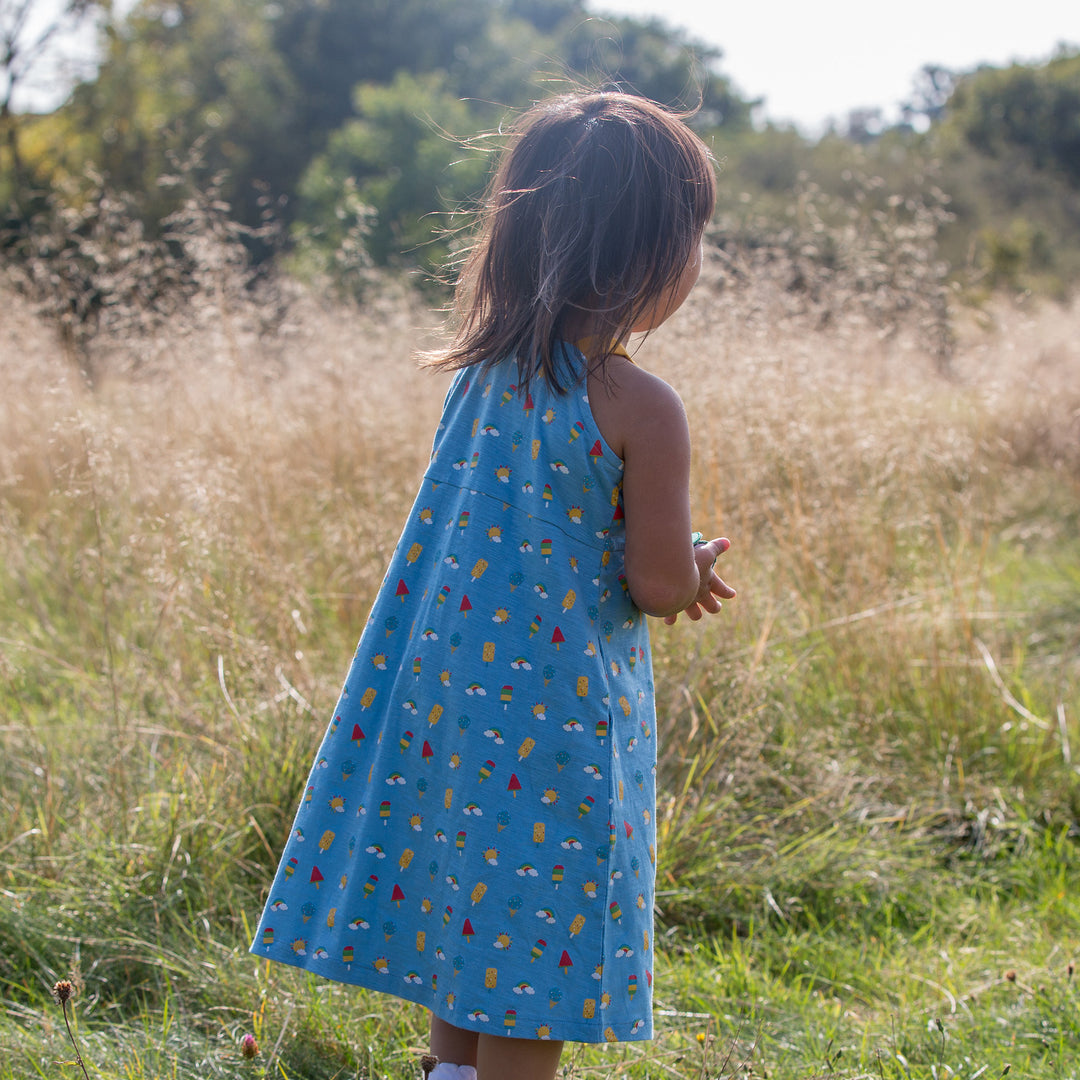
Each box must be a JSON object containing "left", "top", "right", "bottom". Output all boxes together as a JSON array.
[{"left": 574, "top": 339, "right": 633, "bottom": 362}]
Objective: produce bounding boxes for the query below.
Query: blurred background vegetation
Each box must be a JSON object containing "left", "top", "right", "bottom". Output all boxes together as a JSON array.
[
  {"left": 2, "top": 0, "right": 1079, "bottom": 336},
  {"left": 2, "top": 4, "right": 1079, "bottom": 1076}
]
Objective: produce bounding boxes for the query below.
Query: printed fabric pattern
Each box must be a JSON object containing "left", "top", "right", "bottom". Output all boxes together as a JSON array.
[{"left": 251, "top": 345, "right": 657, "bottom": 1043}]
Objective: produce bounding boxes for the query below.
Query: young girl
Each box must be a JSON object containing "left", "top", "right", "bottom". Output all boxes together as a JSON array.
[{"left": 251, "top": 91, "right": 735, "bottom": 1080}]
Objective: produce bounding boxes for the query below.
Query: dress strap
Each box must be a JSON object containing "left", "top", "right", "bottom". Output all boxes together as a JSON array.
[{"left": 574, "top": 339, "right": 634, "bottom": 363}]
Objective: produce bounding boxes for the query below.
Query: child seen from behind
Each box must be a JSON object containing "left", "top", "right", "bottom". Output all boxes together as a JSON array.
[{"left": 251, "top": 90, "right": 736, "bottom": 1080}]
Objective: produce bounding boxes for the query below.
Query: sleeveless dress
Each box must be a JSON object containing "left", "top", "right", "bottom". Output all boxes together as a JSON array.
[{"left": 251, "top": 344, "right": 657, "bottom": 1043}]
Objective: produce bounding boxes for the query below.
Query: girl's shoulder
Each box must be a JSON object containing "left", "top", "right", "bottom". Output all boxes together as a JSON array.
[{"left": 586, "top": 354, "right": 687, "bottom": 462}]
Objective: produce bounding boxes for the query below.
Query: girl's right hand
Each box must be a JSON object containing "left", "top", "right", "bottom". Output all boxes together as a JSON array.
[{"left": 663, "top": 537, "right": 736, "bottom": 625}]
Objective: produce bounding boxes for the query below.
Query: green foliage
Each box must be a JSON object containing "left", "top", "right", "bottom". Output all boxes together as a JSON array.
[
  {"left": 943, "top": 48, "right": 1080, "bottom": 186},
  {"left": 59, "top": 0, "right": 298, "bottom": 227},
  {"left": 5, "top": 3, "right": 1080, "bottom": 302},
  {"left": 557, "top": 13, "right": 753, "bottom": 127},
  {"left": 4, "top": 0, "right": 745, "bottom": 284},
  {"left": 0, "top": 0, "right": 106, "bottom": 202},
  {"left": 270, "top": 0, "right": 500, "bottom": 153},
  {"left": 272, "top": 0, "right": 746, "bottom": 280},
  {"left": 292, "top": 72, "right": 489, "bottom": 279}
]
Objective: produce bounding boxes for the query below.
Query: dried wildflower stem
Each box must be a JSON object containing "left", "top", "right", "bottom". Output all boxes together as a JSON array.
[
  {"left": 61, "top": 1000, "right": 92, "bottom": 1080},
  {"left": 52, "top": 983, "right": 91, "bottom": 1080}
]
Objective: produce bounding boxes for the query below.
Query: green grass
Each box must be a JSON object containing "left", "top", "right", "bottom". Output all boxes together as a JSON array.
[{"left": 1, "top": 280, "right": 1078, "bottom": 1078}]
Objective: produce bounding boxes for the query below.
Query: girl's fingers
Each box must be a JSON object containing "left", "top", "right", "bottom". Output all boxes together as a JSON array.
[
  {"left": 711, "top": 573, "right": 736, "bottom": 599},
  {"left": 699, "top": 536, "right": 730, "bottom": 561},
  {"left": 664, "top": 539, "right": 736, "bottom": 625}
]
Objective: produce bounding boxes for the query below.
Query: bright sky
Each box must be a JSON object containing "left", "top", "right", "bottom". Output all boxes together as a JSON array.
[{"left": 595, "top": 0, "right": 1080, "bottom": 133}]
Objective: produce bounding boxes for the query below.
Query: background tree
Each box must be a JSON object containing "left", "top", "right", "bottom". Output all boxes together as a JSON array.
[
  {"left": 1, "top": 0, "right": 105, "bottom": 199},
  {"left": 942, "top": 48, "right": 1080, "bottom": 186},
  {"left": 278, "top": 2, "right": 751, "bottom": 279},
  {"left": 292, "top": 71, "right": 489, "bottom": 278},
  {"left": 7, "top": 0, "right": 1078, "bottom": 298},
  {"left": 558, "top": 13, "right": 754, "bottom": 128},
  {"left": 900, "top": 64, "right": 956, "bottom": 128},
  {"left": 270, "top": 0, "right": 498, "bottom": 174},
  {"left": 62, "top": 0, "right": 297, "bottom": 228}
]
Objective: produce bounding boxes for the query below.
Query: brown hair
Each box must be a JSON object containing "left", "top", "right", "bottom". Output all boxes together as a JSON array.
[{"left": 429, "top": 91, "right": 716, "bottom": 392}]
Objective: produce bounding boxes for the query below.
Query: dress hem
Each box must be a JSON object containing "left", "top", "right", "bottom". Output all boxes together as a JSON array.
[{"left": 248, "top": 944, "right": 654, "bottom": 1043}]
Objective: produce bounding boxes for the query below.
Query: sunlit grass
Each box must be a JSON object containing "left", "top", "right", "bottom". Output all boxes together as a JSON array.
[{"left": 1, "top": 265, "right": 1078, "bottom": 1078}]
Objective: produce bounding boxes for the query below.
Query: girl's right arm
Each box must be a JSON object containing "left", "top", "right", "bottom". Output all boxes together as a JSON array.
[{"left": 588, "top": 360, "right": 735, "bottom": 620}]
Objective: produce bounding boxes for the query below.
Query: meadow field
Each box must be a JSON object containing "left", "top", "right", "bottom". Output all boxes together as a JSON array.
[{"left": 1, "top": 251, "right": 1079, "bottom": 1079}]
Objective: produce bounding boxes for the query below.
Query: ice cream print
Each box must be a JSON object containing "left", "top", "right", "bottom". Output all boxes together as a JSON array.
[{"left": 252, "top": 353, "right": 658, "bottom": 1043}]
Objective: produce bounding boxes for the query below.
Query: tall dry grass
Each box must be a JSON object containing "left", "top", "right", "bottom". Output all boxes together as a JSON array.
[
  {"left": 3, "top": 242, "right": 1078, "bottom": 865},
  {"left": 1, "top": 240, "right": 1079, "bottom": 1076}
]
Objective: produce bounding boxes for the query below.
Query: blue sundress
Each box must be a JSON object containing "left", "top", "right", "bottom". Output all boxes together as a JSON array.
[{"left": 251, "top": 344, "right": 657, "bottom": 1043}]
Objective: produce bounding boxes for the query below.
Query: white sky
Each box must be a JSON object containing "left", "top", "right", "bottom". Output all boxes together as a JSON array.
[{"left": 595, "top": 0, "right": 1080, "bottom": 134}]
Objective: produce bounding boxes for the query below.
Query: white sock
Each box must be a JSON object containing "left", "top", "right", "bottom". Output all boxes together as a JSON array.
[{"left": 429, "top": 1065, "right": 477, "bottom": 1080}]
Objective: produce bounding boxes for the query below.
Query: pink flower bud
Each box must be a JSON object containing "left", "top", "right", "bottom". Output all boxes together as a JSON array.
[{"left": 240, "top": 1034, "right": 258, "bottom": 1059}]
